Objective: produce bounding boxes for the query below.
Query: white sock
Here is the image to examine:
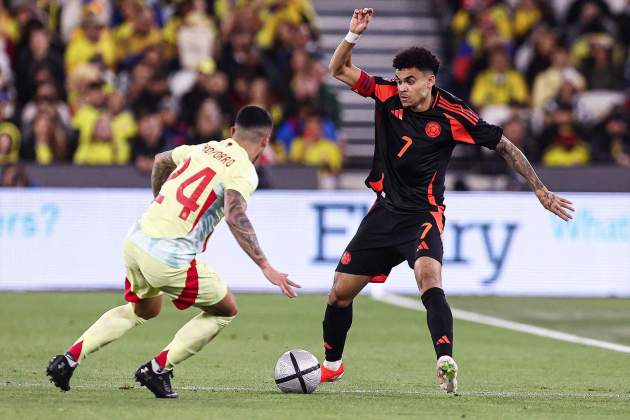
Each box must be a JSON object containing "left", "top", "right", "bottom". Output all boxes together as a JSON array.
[
  {"left": 151, "top": 358, "right": 171, "bottom": 374},
  {"left": 323, "top": 359, "right": 342, "bottom": 371},
  {"left": 64, "top": 353, "right": 78, "bottom": 368}
]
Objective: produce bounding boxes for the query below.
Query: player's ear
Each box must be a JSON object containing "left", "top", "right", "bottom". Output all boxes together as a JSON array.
[
  {"left": 231, "top": 126, "right": 236, "bottom": 136},
  {"left": 261, "top": 133, "right": 271, "bottom": 148}
]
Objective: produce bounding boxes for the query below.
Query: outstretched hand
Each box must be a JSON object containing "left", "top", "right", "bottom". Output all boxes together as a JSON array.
[
  {"left": 350, "top": 8, "right": 373, "bottom": 34},
  {"left": 537, "top": 189, "right": 575, "bottom": 221},
  {"left": 262, "top": 265, "right": 301, "bottom": 298}
]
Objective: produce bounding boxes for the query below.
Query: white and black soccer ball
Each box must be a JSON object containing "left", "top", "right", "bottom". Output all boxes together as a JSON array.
[{"left": 274, "top": 349, "right": 320, "bottom": 394}]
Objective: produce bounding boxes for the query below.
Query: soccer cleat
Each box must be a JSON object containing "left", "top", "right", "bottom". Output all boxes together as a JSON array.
[
  {"left": 436, "top": 355, "right": 458, "bottom": 393},
  {"left": 134, "top": 362, "right": 178, "bottom": 398},
  {"left": 320, "top": 362, "right": 345, "bottom": 383},
  {"left": 46, "top": 354, "right": 76, "bottom": 392}
]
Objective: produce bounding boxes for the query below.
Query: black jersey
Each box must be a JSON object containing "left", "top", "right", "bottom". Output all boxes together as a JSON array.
[{"left": 351, "top": 70, "right": 503, "bottom": 214}]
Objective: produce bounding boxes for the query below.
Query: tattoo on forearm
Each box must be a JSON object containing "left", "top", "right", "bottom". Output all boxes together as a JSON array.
[
  {"left": 151, "top": 152, "right": 176, "bottom": 197},
  {"left": 225, "top": 190, "right": 268, "bottom": 268},
  {"left": 495, "top": 135, "right": 545, "bottom": 195}
]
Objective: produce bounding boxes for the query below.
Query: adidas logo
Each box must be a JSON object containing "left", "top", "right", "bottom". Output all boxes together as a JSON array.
[
  {"left": 390, "top": 109, "right": 403, "bottom": 120},
  {"left": 436, "top": 336, "right": 451, "bottom": 345}
]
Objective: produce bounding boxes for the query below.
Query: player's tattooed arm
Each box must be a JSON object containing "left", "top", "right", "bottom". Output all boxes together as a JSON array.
[
  {"left": 225, "top": 189, "right": 301, "bottom": 297},
  {"left": 495, "top": 135, "right": 574, "bottom": 221},
  {"left": 151, "top": 151, "right": 176, "bottom": 197},
  {"left": 224, "top": 189, "right": 268, "bottom": 268}
]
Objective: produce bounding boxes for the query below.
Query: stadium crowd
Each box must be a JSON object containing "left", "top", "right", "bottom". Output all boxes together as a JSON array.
[
  {"left": 442, "top": 0, "right": 630, "bottom": 172},
  {"left": 0, "top": 0, "right": 629, "bottom": 188},
  {"left": 0, "top": 0, "right": 343, "bottom": 187}
]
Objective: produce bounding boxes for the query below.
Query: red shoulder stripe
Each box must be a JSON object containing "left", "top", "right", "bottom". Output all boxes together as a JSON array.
[
  {"left": 438, "top": 99, "right": 478, "bottom": 125},
  {"left": 444, "top": 113, "right": 475, "bottom": 144},
  {"left": 437, "top": 96, "right": 479, "bottom": 121},
  {"left": 438, "top": 98, "right": 479, "bottom": 122},
  {"left": 438, "top": 97, "right": 479, "bottom": 122}
]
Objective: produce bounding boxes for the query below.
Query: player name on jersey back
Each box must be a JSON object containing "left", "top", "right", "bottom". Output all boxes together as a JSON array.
[{"left": 202, "top": 143, "right": 236, "bottom": 167}]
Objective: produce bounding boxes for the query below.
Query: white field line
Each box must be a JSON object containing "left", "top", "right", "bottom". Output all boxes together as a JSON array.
[
  {"left": 370, "top": 291, "right": 630, "bottom": 354},
  {"left": 3, "top": 382, "right": 630, "bottom": 399}
]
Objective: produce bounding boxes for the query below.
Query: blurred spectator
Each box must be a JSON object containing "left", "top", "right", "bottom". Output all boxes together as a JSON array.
[
  {"left": 218, "top": 27, "right": 266, "bottom": 83},
  {"left": 263, "top": 21, "right": 297, "bottom": 90},
  {"left": 14, "top": 22, "right": 65, "bottom": 109},
  {"left": 276, "top": 105, "right": 337, "bottom": 152},
  {"left": 176, "top": 7, "right": 218, "bottom": 72},
  {"left": 289, "top": 114, "right": 342, "bottom": 174},
  {"left": 114, "top": 3, "right": 162, "bottom": 69},
  {"left": 66, "top": 63, "right": 102, "bottom": 111},
  {"left": 125, "top": 60, "right": 153, "bottom": 105},
  {"left": 21, "top": 82, "right": 71, "bottom": 129},
  {"left": 0, "top": 91, "right": 19, "bottom": 164},
  {"left": 470, "top": 46, "right": 529, "bottom": 109},
  {"left": 61, "top": 0, "right": 112, "bottom": 43},
  {"left": 159, "top": 96, "right": 188, "bottom": 148},
  {"left": 64, "top": 12, "right": 115, "bottom": 76},
  {"left": 131, "top": 110, "right": 166, "bottom": 174},
  {"left": 108, "top": 90, "right": 137, "bottom": 150},
  {"left": 517, "top": 26, "right": 558, "bottom": 87},
  {"left": 451, "top": 0, "right": 513, "bottom": 44},
  {"left": 617, "top": 0, "right": 630, "bottom": 48},
  {"left": 503, "top": 113, "right": 538, "bottom": 161},
  {"left": 256, "top": 0, "right": 318, "bottom": 49},
  {"left": 249, "top": 77, "right": 283, "bottom": 125},
  {"left": 72, "top": 80, "right": 135, "bottom": 165},
  {"left": 541, "top": 105, "right": 590, "bottom": 167},
  {"left": 565, "top": 0, "right": 616, "bottom": 45},
  {"left": 532, "top": 47, "right": 586, "bottom": 109},
  {"left": 0, "top": 36, "right": 11, "bottom": 90},
  {"left": 578, "top": 34, "right": 624, "bottom": 90},
  {"left": 0, "top": 1, "right": 20, "bottom": 46},
  {"left": 26, "top": 112, "right": 70, "bottom": 164},
  {"left": 0, "top": 163, "right": 31, "bottom": 187},
  {"left": 512, "top": 0, "right": 555, "bottom": 45},
  {"left": 179, "top": 60, "right": 232, "bottom": 125},
  {"left": 592, "top": 107, "right": 630, "bottom": 166},
  {"left": 188, "top": 98, "right": 225, "bottom": 145}
]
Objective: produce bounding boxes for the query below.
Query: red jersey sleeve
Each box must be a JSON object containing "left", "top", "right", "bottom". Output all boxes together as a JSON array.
[{"left": 351, "top": 70, "right": 399, "bottom": 103}]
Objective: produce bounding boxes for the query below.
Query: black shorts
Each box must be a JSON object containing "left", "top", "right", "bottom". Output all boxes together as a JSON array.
[{"left": 336, "top": 202, "right": 445, "bottom": 283}]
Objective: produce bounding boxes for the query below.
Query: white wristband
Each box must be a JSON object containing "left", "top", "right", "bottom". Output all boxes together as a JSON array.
[{"left": 344, "top": 31, "right": 361, "bottom": 44}]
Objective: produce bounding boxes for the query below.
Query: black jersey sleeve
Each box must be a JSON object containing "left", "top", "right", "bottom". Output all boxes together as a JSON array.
[
  {"left": 437, "top": 95, "right": 503, "bottom": 149},
  {"left": 351, "top": 70, "right": 399, "bottom": 104}
]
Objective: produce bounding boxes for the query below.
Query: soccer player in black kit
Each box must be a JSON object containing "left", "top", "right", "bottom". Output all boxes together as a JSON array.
[{"left": 319, "top": 8, "right": 575, "bottom": 393}]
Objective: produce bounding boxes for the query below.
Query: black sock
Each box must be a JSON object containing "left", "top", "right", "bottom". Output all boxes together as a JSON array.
[
  {"left": 322, "top": 303, "right": 353, "bottom": 362},
  {"left": 421, "top": 287, "right": 453, "bottom": 359}
]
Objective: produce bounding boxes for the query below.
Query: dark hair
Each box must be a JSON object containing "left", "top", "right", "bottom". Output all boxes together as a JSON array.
[
  {"left": 393, "top": 47, "right": 440, "bottom": 75},
  {"left": 235, "top": 105, "right": 273, "bottom": 130}
]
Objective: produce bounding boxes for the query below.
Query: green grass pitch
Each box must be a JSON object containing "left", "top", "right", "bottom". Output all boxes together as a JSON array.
[{"left": 1, "top": 292, "right": 629, "bottom": 419}]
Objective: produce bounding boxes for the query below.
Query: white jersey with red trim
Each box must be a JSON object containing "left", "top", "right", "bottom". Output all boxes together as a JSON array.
[{"left": 126, "top": 139, "right": 258, "bottom": 268}]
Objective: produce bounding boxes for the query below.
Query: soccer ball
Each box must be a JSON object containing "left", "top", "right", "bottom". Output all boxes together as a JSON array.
[{"left": 274, "top": 349, "right": 321, "bottom": 394}]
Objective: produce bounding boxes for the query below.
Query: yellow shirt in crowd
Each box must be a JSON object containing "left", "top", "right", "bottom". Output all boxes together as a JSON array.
[
  {"left": 114, "top": 23, "right": 162, "bottom": 62},
  {"left": 65, "top": 29, "right": 116, "bottom": 74},
  {"left": 72, "top": 106, "right": 137, "bottom": 165},
  {"left": 470, "top": 69, "right": 529, "bottom": 108},
  {"left": 289, "top": 137, "right": 342, "bottom": 174},
  {"left": 542, "top": 143, "right": 591, "bottom": 167}
]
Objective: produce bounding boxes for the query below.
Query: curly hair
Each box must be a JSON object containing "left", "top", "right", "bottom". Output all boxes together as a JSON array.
[{"left": 392, "top": 47, "right": 440, "bottom": 75}]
